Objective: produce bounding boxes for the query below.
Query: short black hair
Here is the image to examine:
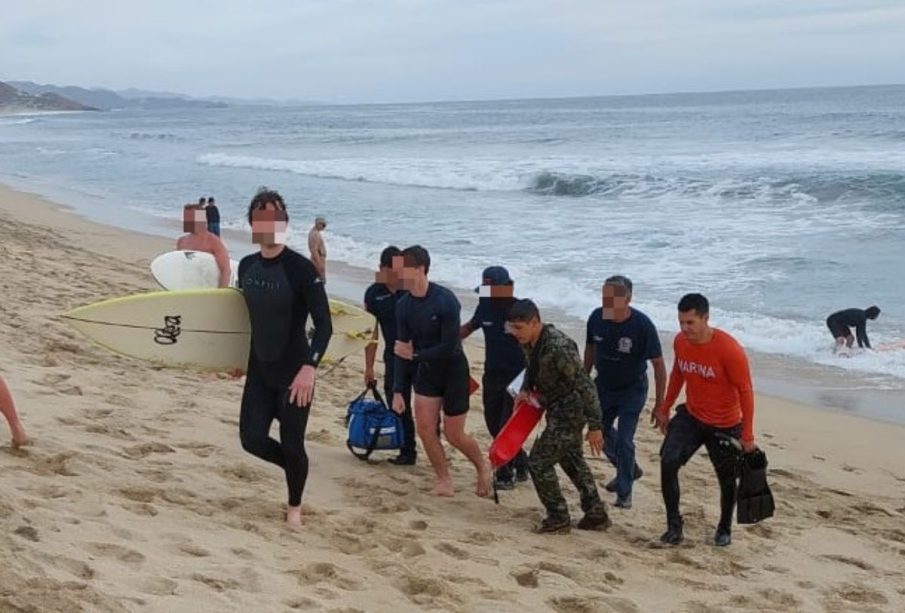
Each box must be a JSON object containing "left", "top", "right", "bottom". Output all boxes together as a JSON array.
[
  {"left": 506, "top": 299, "right": 540, "bottom": 323},
  {"left": 379, "top": 245, "right": 401, "bottom": 268},
  {"left": 678, "top": 293, "right": 709, "bottom": 316},
  {"left": 198, "top": 197, "right": 207, "bottom": 205},
  {"left": 247, "top": 187, "right": 288, "bottom": 225},
  {"left": 401, "top": 245, "right": 430, "bottom": 274},
  {"left": 866, "top": 305, "right": 881, "bottom": 319},
  {"left": 208, "top": 196, "right": 215, "bottom": 204}
]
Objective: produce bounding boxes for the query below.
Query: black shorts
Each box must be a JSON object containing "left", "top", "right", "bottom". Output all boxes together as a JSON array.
[
  {"left": 413, "top": 353, "right": 470, "bottom": 417},
  {"left": 826, "top": 316, "right": 851, "bottom": 339}
]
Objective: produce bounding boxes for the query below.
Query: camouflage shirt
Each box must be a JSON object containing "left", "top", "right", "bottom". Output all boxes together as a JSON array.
[{"left": 522, "top": 324, "right": 601, "bottom": 431}]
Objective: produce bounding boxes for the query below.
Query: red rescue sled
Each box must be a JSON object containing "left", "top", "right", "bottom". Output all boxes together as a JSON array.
[{"left": 489, "top": 395, "right": 543, "bottom": 469}]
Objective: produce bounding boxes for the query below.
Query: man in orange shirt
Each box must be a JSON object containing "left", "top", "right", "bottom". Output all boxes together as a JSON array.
[{"left": 652, "top": 293, "right": 756, "bottom": 547}]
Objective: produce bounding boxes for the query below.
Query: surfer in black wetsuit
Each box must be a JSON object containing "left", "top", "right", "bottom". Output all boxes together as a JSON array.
[
  {"left": 393, "top": 245, "right": 492, "bottom": 498},
  {"left": 363, "top": 245, "right": 417, "bottom": 465},
  {"left": 235, "top": 188, "right": 332, "bottom": 526},
  {"left": 826, "top": 306, "right": 880, "bottom": 353}
]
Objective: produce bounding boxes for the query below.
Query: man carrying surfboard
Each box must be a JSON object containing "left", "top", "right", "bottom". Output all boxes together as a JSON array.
[
  {"left": 176, "top": 204, "right": 232, "bottom": 288},
  {"left": 460, "top": 266, "right": 529, "bottom": 490},
  {"left": 506, "top": 299, "right": 611, "bottom": 534},
  {"left": 235, "top": 188, "right": 332, "bottom": 526},
  {"left": 364, "top": 246, "right": 417, "bottom": 465},
  {"left": 0, "top": 375, "right": 29, "bottom": 448},
  {"left": 392, "top": 245, "right": 492, "bottom": 498}
]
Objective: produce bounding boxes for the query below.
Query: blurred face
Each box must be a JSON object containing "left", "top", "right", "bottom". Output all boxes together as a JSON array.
[
  {"left": 251, "top": 203, "right": 288, "bottom": 245},
  {"left": 678, "top": 309, "right": 709, "bottom": 343},
  {"left": 602, "top": 284, "right": 631, "bottom": 320},
  {"left": 479, "top": 282, "right": 514, "bottom": 299},
  {"left": 183, "top": 208, "right": 207, "bottom": 233},
  {"left": 398, "top": 264, "right": 425, "bottom": 291},
  {"left": 507, "top": 317, "right": 542, "bottom": 346},
  {"left": 375, "top": 258, "right": 401, "bottom": 289}
]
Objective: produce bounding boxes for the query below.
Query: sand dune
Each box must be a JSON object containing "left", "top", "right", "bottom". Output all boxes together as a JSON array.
[{"left": 1, "top": 184, "right": 904, "bottom": 612}]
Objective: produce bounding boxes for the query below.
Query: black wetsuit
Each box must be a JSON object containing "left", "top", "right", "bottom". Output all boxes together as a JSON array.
[
  {"left": 364, "top": 282, "right": 416, "bottom": 458},
  {"left": 206, "top": 204, "right": 221, "bottom": 236},
  {"left": 826, "top": 308, "right": 871, "bottom": 348},
  {"left": 395, "top": 282, "right": 470, "bottom": 416},
  {"left": 237, "top": 247, "right": 332, "bottom": 506}
]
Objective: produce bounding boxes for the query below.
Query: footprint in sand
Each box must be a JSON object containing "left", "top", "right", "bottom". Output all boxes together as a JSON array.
[
  {"left": 218, "top": 463, "right": 268, "bottom": 483},
  {"left": 189, "top": 574, "right": 241, "bottom": 593},
  {"left": 176, "top": 441, "right": 218, "bottom": 458},
  {"left": 122, "top": 442, "right": 176, "bottom": 459},
  {"left": 84, "top": 542, "right": 146, "bottom": 564},
  {"left": 290, "top": 562, "right": 363, "bottom": 591},
  {"left": 141, "top": 577, "right": 178, "bottom": 596},
  {"left": 821, "top": 554, "right": 875, "bottom": 571},
  {"left": 284, "top": 597, "right": 320, "bottom": 610},
  {"left": 435, "top": 542, "right": 471, "bottom": 560},
  {"left": 548, "top": 595, "right": 640, "bottom": 613},
  {"left": 409, "top": 520, "right": 429, "bottom": 531},
  {"left": 177, "top": 543, "right": 211, "bottom": 558},
  {"left": 825, "top": 582, "right": 889, "bottom": 607}
]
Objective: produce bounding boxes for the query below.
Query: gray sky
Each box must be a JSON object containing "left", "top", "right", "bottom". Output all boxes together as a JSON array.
[{"left": 2, "top": 0, "right": 904, "bottom": 103}]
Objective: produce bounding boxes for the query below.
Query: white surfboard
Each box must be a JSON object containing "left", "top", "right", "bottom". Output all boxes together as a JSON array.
[
  {"left": 61, "top": 289, "right": 375, "bottom": 370},
  {"left": 151, "top": 250, "right": 239, "bottom": 290}
]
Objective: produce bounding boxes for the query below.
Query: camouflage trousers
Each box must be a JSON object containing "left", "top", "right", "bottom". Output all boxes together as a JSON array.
[{"left": 528, "top": 417, "right": 607, "bottom": 521}]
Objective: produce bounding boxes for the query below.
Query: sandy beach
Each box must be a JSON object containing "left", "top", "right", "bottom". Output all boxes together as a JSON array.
[{"left": 1, "top": 182, "right": 904, "bottom": 613}]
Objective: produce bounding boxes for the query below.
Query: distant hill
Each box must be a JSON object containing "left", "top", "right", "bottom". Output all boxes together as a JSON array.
[
  {"left": 0, "top": 80, "right": 97, "bottom": 112},
  {"left": 9, "top": 81, "right": 228, "bottom": 111}
]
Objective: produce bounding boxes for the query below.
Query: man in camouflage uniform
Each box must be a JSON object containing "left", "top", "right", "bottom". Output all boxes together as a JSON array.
[{"left": 507, "top": 299, "right": 611, "bottom": 534}]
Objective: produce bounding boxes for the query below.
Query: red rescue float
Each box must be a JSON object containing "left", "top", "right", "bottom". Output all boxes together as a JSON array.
[{"left": 489, "top": 394, "right": 543, "bottom": 469}]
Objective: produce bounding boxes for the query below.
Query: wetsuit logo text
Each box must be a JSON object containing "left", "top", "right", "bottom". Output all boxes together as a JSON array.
[{"left": 154, "top": 315, "right": 182, "bottom": 345}]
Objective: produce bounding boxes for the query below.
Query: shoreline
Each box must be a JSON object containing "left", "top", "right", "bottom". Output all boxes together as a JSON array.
[
  {"left": 4, "top": 175, "right": 900, "bottom": 426},
  {"left": 2, "top": 181, "right": 905, "bottom": 611}
]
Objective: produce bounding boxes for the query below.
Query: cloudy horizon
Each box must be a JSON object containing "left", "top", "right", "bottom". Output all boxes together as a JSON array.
[{"left": 3, "top": 1, "right": 905, "bottom": 104}]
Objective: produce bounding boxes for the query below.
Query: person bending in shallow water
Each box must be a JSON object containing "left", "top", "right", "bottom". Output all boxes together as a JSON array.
[
  {"left": 233, "top": 188, "right": 332, "bottom": 526},
  {"left": 0, "top": 374, "right": 29, "bottom": 448},
  {"left": 826, "top": 306, "right": 880, "bottom": 353}
]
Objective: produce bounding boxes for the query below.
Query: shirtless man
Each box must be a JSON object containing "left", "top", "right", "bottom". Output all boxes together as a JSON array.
[
  {"left": 176, "top": 204, "right": 231, "bottom": 288},
  {"left": 307, "top": 216, "right": 327, "bottom": 282},
  {"left": 1, "top": 374, "right": 29, "bottom": 448}
]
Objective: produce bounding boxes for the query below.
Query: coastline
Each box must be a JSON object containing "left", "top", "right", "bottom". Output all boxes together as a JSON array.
[{"left": 2, "top": 181, "right": 905, "bottom": 611}]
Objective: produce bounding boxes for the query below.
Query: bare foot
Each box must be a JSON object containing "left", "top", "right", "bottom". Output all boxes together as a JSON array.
[
  {"left": 286, "top": 505, "right": 302, "bottom": 526},
  {"left": 475, "top": 464, "right": 493, "bottom": 498},
  {"left": 11, "top": 425, "right": 29, "bottom": 449},
  {"left": 431, "top": 478, "right": 455, "bottom": 497}
]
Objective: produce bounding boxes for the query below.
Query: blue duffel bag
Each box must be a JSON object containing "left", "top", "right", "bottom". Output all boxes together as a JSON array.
[{"left": 345, "top": 383, "right": 404, "bottom": 460}]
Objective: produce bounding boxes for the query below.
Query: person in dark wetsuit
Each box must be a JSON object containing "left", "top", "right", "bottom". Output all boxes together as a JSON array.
[
  {"left": 393, "top": 245, "right": 492, "bottom": 498},
  {"left": 205, "top": 196, "right": 221, "bottom": 237},
  {"left": 235, "top": 188, "right": 332, "bottom": 526},
  {"left": 460, "top": 265, "right": 529, "bottom": 490},
  {"left": 826, "top": 306, "right": 880, "bottom": 353},
  {"left": 363, "top": 246, "right": 417, "bottom": 465}
]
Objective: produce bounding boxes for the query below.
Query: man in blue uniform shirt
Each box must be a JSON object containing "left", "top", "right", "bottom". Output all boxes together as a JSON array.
[
  {"left": 584, "top": 275, "right": 666, "bottom": 509},
  {"left": 461, "top": 266, "right": 529, "bottom": 489}
]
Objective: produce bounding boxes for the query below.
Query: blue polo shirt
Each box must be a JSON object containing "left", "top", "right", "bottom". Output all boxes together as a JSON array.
[
  {"left": 586, "top": 306, "right": 662, "bottom": 392},
  {"left": 467, "top": 297, "right": 525, "bottom": 377}
]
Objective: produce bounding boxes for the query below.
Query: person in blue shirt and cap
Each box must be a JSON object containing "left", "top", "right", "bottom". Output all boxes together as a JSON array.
[{"left": 461, "top": 266, "right": 530, "bottom": 489}]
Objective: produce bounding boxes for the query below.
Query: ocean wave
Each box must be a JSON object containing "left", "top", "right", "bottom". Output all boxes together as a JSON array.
[
  {"left": 0, "top": 117, "right": 38, "bottom": 126},
  {"left": 196, "top": 153, "right": 905, "bottom": 206}
]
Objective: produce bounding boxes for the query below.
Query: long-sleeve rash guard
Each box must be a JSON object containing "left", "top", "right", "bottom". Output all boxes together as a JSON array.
[{"left": 663, "top": 329, "right": 755, "bottom": 443}]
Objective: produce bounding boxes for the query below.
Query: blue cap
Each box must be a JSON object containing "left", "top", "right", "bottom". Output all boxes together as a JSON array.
[{"left": 474, "top": 266, "right": 513, "bottom": 292}]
